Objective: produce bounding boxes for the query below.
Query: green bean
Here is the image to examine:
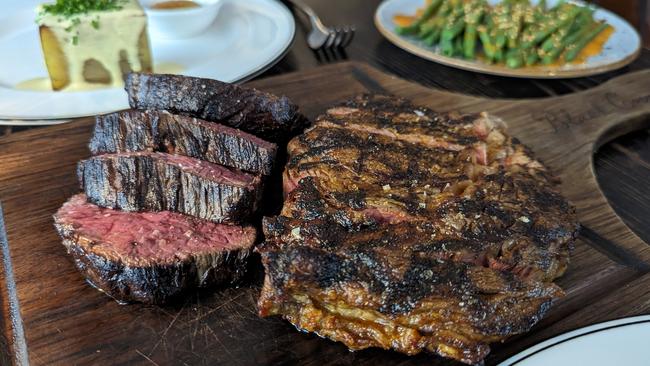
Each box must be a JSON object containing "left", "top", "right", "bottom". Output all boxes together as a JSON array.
[
  {"left": 539, "top": 16, "right": 597, "bottom": 64},
  {"left": 540, "top": 21, "right": 573, "bottom": 52},
  {"left": 525, "top": 49, "right": 539, "bottom": 66},
  {"left": 564, "top": 22, "right": 609, "bottom": 61},
  {"left": 395, "top": 0, "right": 443, "bottom": 35},
  {"left": 478, "top": 26, "right": 497, "bottom": 62},
  {"left": 463, "top": 3, "right": 485, "bottom": 59},
  {"left": 454, "top": 35, "right": 464, "bottom": 56},
  {"left": 566, "top": 8, "right": 595, "bottom": 35},
  {"left": 505, "top": 48, "right": 524, "bottom": 68},
  {"left": 396, "top": 0, "right": 611, "bottom": 68},
  {"left": 521, "top": 5, "right": 581, "bottom": 49},
  {"left": 444, "top": 18, "right": 466, "bottom": 39},
  {"left": 440, "top": 1, "right": 466, "bottom": 56},
  {"left": 418, "top": 0, "right": 454, "bottom": 39},
  {"left": 489, "top": 2, "right": 511, "bottom": 60},
  {"left": 424, "top": 28, "right": 442, "bottom": 46},
  {"left": 464, "top": 24, "right": 479, "bottom": 59},
  {"left": 441, "top": 18, "right": 465, "bottom": 56},
  {"left": 541, "top": 43, "right": 565, "bottom": 64},
  {"left": 507, "top": 3, "right": 525, "bottom": 49},
  {"left": 419, "top": 17, "right": 439, "bottom": 38},
  {"left": 523, "top": 1, "right": 541, "bottom": 25},
  {"left": 436, "top": 0, "right": 454, "bottom": 18}
]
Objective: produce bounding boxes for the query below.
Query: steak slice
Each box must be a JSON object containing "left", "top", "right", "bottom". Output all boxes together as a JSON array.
[
  {"left": 54, "top": 194, "right": 256, "bottom": 304},
  {"left": 258, "top": 94, "right": 579, "bottom": 364},
  {"left": 78, "top": 151, "right": 261, "bottom": 223},
  {"left": 90, "top": 110, "right": 277, "bottom": 175},
  {"left": 317, "top": 94, "right": 483, "bottom": 151},
  {"left": 125, "top": 73, "right": 308, "bottom": 142}
]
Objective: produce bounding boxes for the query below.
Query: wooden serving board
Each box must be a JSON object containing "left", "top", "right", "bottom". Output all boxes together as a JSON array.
[{"left": 1, "top": 62, "right": 649, "bottom": 366}]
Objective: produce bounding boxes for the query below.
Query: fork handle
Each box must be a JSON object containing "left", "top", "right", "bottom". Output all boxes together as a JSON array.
[{"left": 282, "top": 0, "right": 327, "bottom": 32}]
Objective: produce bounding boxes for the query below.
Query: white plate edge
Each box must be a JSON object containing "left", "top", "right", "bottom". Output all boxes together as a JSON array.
[
  {"left": 0, "top": 0, "right": 295, "bottom": 122},
  {"left": 499, "top": 314, "right": 650, "bottom": 365}
]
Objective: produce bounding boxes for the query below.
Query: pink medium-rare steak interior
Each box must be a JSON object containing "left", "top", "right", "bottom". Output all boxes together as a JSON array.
[
  {"left": 110, "top": 151, "right": 259, "bottom": 189},
  {"left": 55, "top": 195, "right": 256, "bottom": 265}
]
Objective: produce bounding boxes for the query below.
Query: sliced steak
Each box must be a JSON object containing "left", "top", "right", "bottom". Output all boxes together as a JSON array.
[
  {"left": 125, "top": 73, "right": 308, "bottom": 142},
  {"left": 90, "top": 110, "right": 277, "bottom": 175},
  {"left": 78, "top": 151, "right": 261, "bottom": 223},
  {"left": 258, "top": 94, "right": 579, "bottom": 364},
  {"left": 318, "top": 94, "right": 483, "bottom": 151},
  {"left": 54, "top": 194, "right": 256, "bottom": 304}
]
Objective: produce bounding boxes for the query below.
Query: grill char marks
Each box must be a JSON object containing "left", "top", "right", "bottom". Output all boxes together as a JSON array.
[
  {"left": 125, "top": 73, "right": 308, "bottom": 142},
  {"left": 284, "top": 125, "right": 469, "bottom": 222},
  {"left": 54, "top": 194, "right": 256, "bottom": 304},
  {"left": 260, "top": 217, "right": 561, "bottom": 356},
  {"left": 91, "top": 110, "right": 277, "bottom": 175},
  {"left": 56, "top": 74, "right": 298, "bottom": 304},
  {"left": 78, "top": 151, "right": 261, "bottom": 223},
  {"left": 258, "top": 94, "right": 579, "bottom": 364}
]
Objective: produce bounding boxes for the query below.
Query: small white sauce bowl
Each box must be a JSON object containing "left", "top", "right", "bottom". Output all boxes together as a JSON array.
[{"left": 140, "top": 0, "right": 224, "bottom": 40}]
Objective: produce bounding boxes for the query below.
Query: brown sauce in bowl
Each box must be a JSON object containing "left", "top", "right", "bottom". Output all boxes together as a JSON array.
[{"left": 151, "top": 1, "right": 200, "bottom": 10}]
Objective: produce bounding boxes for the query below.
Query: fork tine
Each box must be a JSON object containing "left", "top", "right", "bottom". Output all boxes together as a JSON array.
[
  {"left": 342, "top": 26, "right": 355, "bottom": 48},
  {"left": 330, "top": 30, "right": 341, "bottom": 48},
  {"left": 335, "top": 27, "right": 348, "bottom": 49},
  {"left": 332, "top": 27, "right": 344, "bottom": 48},
  {"left": 340, "top": 26, "right": 353, "bottom": 48},
  {"left": 324, "top": 30, "right": 336, "bottom": 49}
]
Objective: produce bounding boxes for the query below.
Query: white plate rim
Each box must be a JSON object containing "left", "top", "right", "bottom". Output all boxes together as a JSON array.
[
  {"left": 375, "top": 0, "right": 642, "bottom": 79},
  {"left": 499, "top": 315, "right": 650, "bottom": 365},
  {"left": 216, "top": 0, "right": 296, "bottom": 85},
  {"left": 0, "top": 0, "right": 295, "bottom": 123}
]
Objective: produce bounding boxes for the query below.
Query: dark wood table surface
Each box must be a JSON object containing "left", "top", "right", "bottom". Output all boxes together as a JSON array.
[{"left": 1, "top": 0, "right": 649, "bottom": 364}]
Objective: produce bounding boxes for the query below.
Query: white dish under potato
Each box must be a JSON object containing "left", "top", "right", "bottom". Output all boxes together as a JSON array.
[{"left": 0, "top": 0, "right": 295, "bottom": 121}]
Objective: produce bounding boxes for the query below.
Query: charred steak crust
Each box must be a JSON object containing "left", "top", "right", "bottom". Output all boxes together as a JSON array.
[
  {"left": 257, "top": 94, "right": 579, "bottom": 364},
  {"left": 78, "top": 152, "right": 261, "bottom": 223},
  {"left": 90, "top": 110, "right": 278, "bottom": 175},
  {"left": 54, "top": 195, "right": 256, "bottom": 304},
  {"left": 125, "top": 73, "right": 308, "bottom": 142},
  {"left": 61, "top": 236, "right": 251, "bottom": 304}
]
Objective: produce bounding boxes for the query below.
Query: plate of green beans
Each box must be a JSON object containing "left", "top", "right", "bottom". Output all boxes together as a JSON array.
[{"left": 375, "top": 0, "right": 641, "bottom": 78}]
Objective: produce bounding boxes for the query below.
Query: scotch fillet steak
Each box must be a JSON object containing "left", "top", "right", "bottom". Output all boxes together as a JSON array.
[
  {"left": 54, "top": 194, "right": 256, "bottom": 304},
  {"left": 257, "top": 94, "right": 579, "bottom": 364},
  {"left": 125, "top": 73, "right": 308, "bottom": 142},
  {"left": 90, "top": 110, "right": 277, "bottom": 175},
  {"left": 78, "top": 151, "right": 261, "bottom": 223}
]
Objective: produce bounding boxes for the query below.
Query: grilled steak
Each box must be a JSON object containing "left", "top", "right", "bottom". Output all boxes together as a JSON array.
[
  {"left": 78, "top": 151, "right": 261, "bottom": 223},
  {"left": 54, "top": 194, "right": 256, "bottom": 304},
  {"left": 90, "top": 110, "right": 277, "bottom": 175},
  {"left": 125, "top": 73, "right": 308, "bottom": 142},
  {"left": 258, "top": 94, "right": 579, "bottom": 364}
]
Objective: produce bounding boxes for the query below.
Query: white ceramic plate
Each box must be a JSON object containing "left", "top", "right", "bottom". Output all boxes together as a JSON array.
[
  {"left": 375, "top": 0, "right": 641, "bottom": 78},
  {"left": 500, "top": 315, "right": 650, "bottom": 365},
  {"left": 0, "top": 0, "right": 295, "bottom": 122}
]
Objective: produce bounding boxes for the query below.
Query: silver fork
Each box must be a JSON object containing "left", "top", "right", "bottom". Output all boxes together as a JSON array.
[{"left": 283, "top": 0, "right": 355, "bottom": 50}]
